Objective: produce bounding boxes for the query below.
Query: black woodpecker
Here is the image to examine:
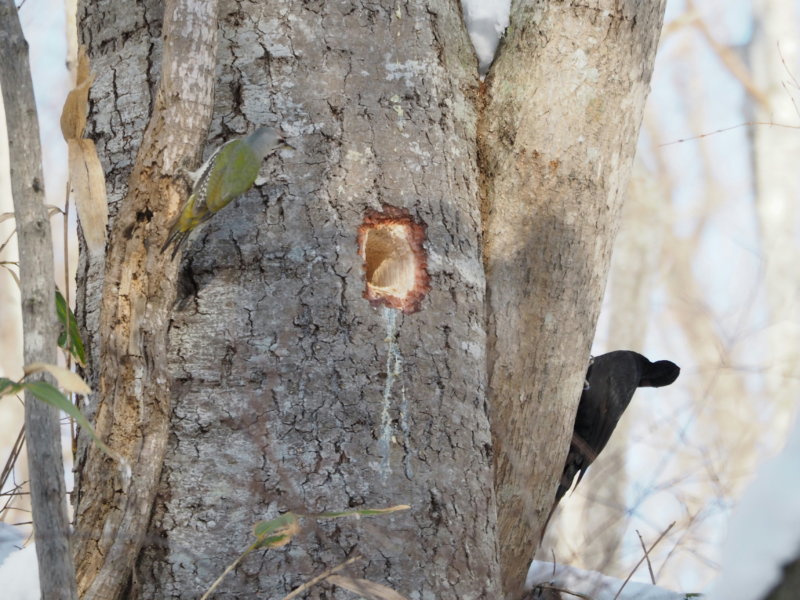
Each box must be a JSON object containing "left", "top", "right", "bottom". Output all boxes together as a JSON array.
[{"left": 555, "top": 350, "right": 681, "bottom": 503}]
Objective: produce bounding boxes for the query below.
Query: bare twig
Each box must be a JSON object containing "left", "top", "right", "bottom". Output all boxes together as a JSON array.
[
  {"left": 778, "top": 41, "right": 800, "bottom": 92},
  {"left": 660, "top": 121, "right": 800, "bottom": 146},
  {"left": 534, "top": 583, "right": 592, "bottom": 599},
  {"left": 1, "top": 482, "right": 28, "bottom": 515},
  {"left": 778, "top": 42, "right": 800, "bottom": 119},
  {"left": 281, "top": 554, "right": 362, "bottom": 600},
  {"left": 0, "top": 227, "right": 17, "bottom": 254},
  {"left": 636, "top": 529, "right": 656, "bottom": 584},
  {"left": 613, "top": 522, "right": 675, "bottom": 600},
  {"left": 0, "top": 426, "right": 24, "bottom": 498}
]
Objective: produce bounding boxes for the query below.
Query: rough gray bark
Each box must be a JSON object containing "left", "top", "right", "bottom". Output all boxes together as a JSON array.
[
  {"left": 74, "top": 0, "right": 667, "bottom": 598},
  {"left": 0, "top": 1, "right": 77, "bottom": 598},
  {"left": 481, "top": 1, "right": 667, "bottom": 596},
  {"left": 76, "top": 0, "right": 498, "bottom": 598}
]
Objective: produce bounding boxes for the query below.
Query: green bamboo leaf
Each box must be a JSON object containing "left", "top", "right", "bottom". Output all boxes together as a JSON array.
[
  {"left": 252, "top": 512, "right": 299, "bottom": 548},
  {"left": 0, "top": 377, "right": 23, "bottom": 396},
  {"left": 252, "top": 533, "right": 293, "bottom": 550},
  {"left": 315, "top": 505, "right": 410, "bottom": 520},
  {"left": 24, "top": 380, "right": 114, "bottom": 460},
  {"left": 55, "top": 289, "right": 86, "bottom": 366}
]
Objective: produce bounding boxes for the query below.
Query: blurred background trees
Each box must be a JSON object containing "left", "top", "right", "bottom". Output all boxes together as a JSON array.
[
  {"left": 2, "top": 0, "right": 799, "bottom": 594},
  {"left": 540, "top": 0, "right": 800, "bottom": 592}
]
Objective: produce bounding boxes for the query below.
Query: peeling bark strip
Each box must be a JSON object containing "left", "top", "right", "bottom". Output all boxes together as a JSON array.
[
  {"left": 481, "top": 1, "right": 667, "bottom": 597},
  {"left": 72, "top": 1, "right": 219, "bottom": 598}
]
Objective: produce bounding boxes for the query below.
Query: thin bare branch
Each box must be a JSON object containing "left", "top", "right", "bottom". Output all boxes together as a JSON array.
[
  {"left": 281, "top": 555, "right": 362, "bottom": 600},
  {"left": 636, "top": 529, "right": 656, "bottom": 584},
  {"left": 660, "top": 120, "right": 800, "bottom": 147},
  {"left": 685, "top": 0, "right": 769, "bottom": 108},
  {"left": 614, "top": 522, "right": 675, "bottom": 600}
]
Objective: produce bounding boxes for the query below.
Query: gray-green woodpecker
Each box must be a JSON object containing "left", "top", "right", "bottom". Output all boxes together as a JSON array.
[{"left": 161, "top": 126, "right": 292, "bottom": 258}]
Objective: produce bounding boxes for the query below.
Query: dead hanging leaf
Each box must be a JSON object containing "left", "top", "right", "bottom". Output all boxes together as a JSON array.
[
  {"left": 60, "top": 45, "right": 93, "bottom": 140},
  {"left": 24, "top": 362, "right": 92, "bottom": 395},
  {"left": 60, "top": 45, "right": 108, "bottom": 256},
  {"left": 326, "top": 575, "right": 410, "bottom": 600},
  {"left": 68, "top": 138, "right": 108, "bottom": 255}
]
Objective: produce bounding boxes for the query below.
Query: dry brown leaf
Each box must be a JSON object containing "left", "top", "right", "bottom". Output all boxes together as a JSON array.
[
  {"left": 60, "top": 45, "right": 93, "bottom": 140},
  {"left": 326, "top": 575, "right": 409, "bottom": 600},
  {"left": 24, "top": 362, "right": 92, "bottom": 395},
  {"left": 68, "top": 138, "right": 108, "bottom": 255},
  {"left": 60, "top": 45, "right": 107, "bottom": 256}
]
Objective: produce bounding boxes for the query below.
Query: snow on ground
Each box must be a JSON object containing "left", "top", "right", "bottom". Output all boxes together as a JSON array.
[
  {"left": 460, "top": 0, "right": 510, "bottom": 74},
  {"left": 0, "top": 541, "right": 39, "bottom": 600},
  {"left": 705, "top": 415, "right": 800, "bottom": 600},
  {"left": 0, "top": 522, "right": 24, "bottom": 567},
  {"left": 531, "top": 415, "right": 800, "bottom": 600},
  {"left": 526, "top": 560, "right": 694, "bottom": 599}
]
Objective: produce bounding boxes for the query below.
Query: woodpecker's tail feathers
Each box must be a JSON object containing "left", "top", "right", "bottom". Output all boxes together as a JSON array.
[{"left": 161, "top": 228, "right": 190, "bottom": 260}]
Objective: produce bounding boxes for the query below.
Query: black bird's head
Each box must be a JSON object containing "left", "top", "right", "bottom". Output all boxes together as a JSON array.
[{"left": 639, "top": 359, "right": 680, "bottom": 388}]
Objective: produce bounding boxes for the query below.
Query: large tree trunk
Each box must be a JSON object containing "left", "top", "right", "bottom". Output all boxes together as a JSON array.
[
  {"left": 139, "top": 1, "right": 499, "bottom": 598},
  {"left": 75, "top": 1, "right": 498, "bottom": 598},
  {"left": 481, "top": 1, "right": 666, "bottom": 595},
  {"left": 73, "top": 1, "right": 665, "bottom": 598}
]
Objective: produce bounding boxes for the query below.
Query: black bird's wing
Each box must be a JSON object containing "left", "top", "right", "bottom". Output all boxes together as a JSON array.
[
  {"left": 550, "top": 350, "right": 680, "bottom": 540},
  {"left": 576, "top": 352, "right": 640, "bottom": 459},
  {"left": 556, "top": 352, "right": 642, "bottom": 500}
]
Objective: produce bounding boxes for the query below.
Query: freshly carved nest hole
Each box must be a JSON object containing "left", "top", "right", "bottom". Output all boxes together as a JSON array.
[{"left": 358, "top": 207, "right": 430, "bottom": 313}]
